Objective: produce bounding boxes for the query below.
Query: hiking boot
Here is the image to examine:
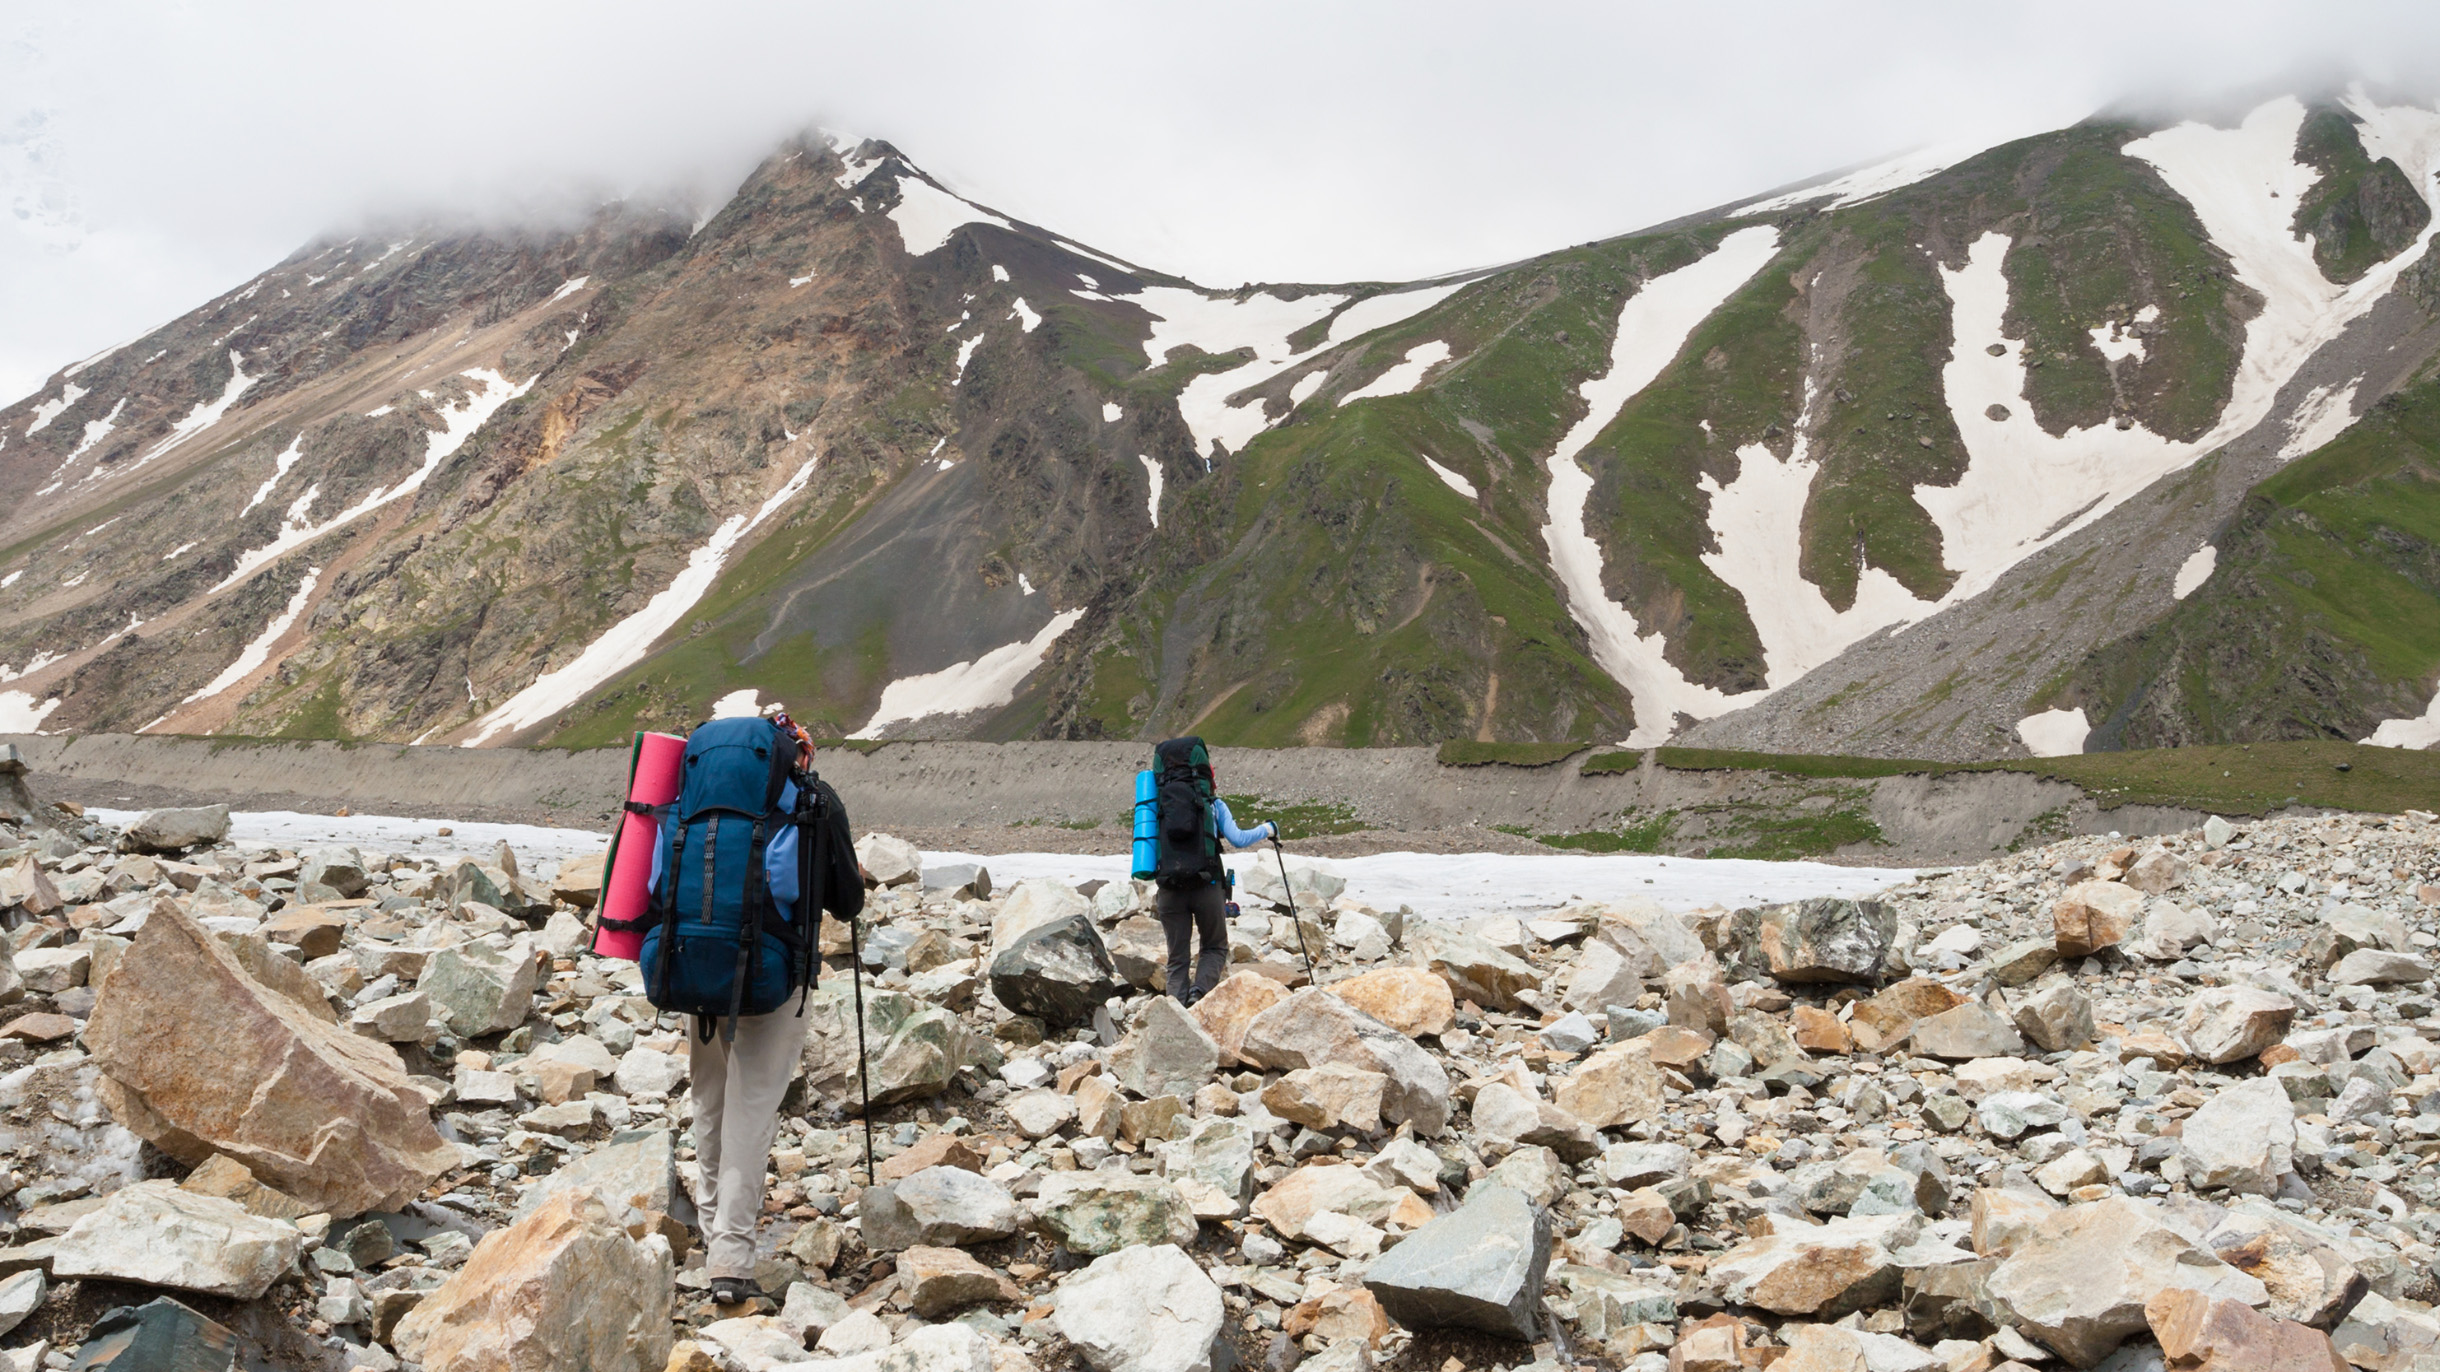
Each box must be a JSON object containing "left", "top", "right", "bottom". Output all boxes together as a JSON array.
[{"left": 709, "top": 1275, "right": 765, "bottom": 1307}]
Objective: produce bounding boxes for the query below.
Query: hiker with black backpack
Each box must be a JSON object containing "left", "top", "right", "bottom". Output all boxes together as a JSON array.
[
  {"left": 1133, "top": 736, "right": 1276, "bottom": 1007},
  {"left": 621, "top": 710, "right": 863, "bottom": 1306}
]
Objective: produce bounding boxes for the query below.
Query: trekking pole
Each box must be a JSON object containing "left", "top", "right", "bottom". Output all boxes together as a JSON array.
[
  {"left": 845, "top": 916, "right": 877, "bottom": 1187},
  {"left": 1271, "top": 836, "right": 1317, "bottom": 983}
]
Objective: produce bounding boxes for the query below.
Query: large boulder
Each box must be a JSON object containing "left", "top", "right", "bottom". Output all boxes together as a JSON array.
[
  {"left": 2145, "top": 1287, "right": 2348, "bottom": 1372},
  {"left": 517, "top": 1129, "right": 674, "bottom": 1220},
  {"left": 1407, "top": 924, "right": 1540, "bottom": 1010},
  {"left": 1560, "top": 939, "right": 1644, "bottom": 1014},
  {"left": 1981, "top": 1196, "right": 2268, "bottom": 1366},
  {"left": 855, "top": 832, "right": 922, "bottom": 888},
  {"left": 1708, "top": 1212, "right": 1919, "bottom": 1318},
  {"left": 394, "top": 1187, "right": 674, "bottom": 1372},
  {"left": 1363, "top": 1184, "right": 1551, "bottom": 1341},
  {"left": 2013, "top": 982, "right": 2097, "bottom": 1053},
  {"left": 1848, "top": 978, "right": 1966, "bottom": 1054},
  {"left": 50, "top": 1181, "right": 302, "bottom": 1299},
  {"left": 2180, "top": 988, "right": 2296, "bottom": 1065},
  {"left": 83, "top": 899, "right": 457, "bottom": 1216},
  {"left": 1330, "top": 965, "right": 1456, "bottom": 1038},
  {"left": 123, "top": 805, "right": 230, "bottom": 853},
  {"left": 1239, "top": 988, "right": 1450, "bottom": 1135},
  {"left": 991, "top": 879, "right": 1093, "bottom": 961},
  {"left": 1032, "top": 1172, "right": 1197, "bottom": 1256},
  {"left": 297, "top": 845, "right": 369, "bottom": 901},
  {"left": 2180, "top": 1077, "right": 2298, "bottom": 1195},
  {"left": 1189, "top": 971, "right": 1290, "bottom": 1065},
  {"left": 1109, "top": 996, "right": 1221, "bottom": 1100},
  {"left": 1551, "top": 1044, "right": 1664, "bottom": 1130},
  {"left": 1908, "top": 1002, "right": 2026, "bottom": 1061},
  {"left": 989, "top": 913, "right": 1125, "bottom": 1029},
  {"left": 552, "top": 850, "right": 608, "bottom": 909},
  {"left": 861, "top": 1167, "right": 1022, "bottom": 1251},
  {"left": 2052, "top": 881, "right": 2141, "bottom": 958},
  {"left": 1725, "top": 898, "right": 1899, "bottom": 984},
  {"left": 801, "top": 983, "right": 971, "bottom": 1108},
  {"left": 421, "top": 938, "right": 541, "bottom": 1038},
  {"left": 1053, "top": 1244, "right": 1225, "bottom": 1372}
]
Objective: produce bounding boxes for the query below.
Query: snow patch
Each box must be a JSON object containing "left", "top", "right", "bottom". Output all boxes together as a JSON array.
[
  {"left": 2172, "top": 542, "right": 2218, "bottom": 599},
  {"left": 1740, "top": 141, "right": 1988, "bottom": 213},
  {"left": 216, "top": 370, "right": 531, "bottom": 592},
  {"left": 463, "top": 455, "right": 821, "bottom": 746},
  {"left": 1420, "top": 454, "right": 1477, "bottom": 500},
  {"left": 1139, "top": 455, "right": 1163, "bottom": 528},
  {"left": 1326, "top": 281, "right": 1472, "bottom": 345},
  {"left": 2016, "top": 708, "right": 2091, "bottom": 757},
  {"left": 991, "top": 264, "right": 1010, "bottom": 283},
  {"left": 834, "top": 153, "right": 886, "bottom": 189},
  {"left": 1101, "top": 403, "right": 1122, "bottom": 423},
  {"left": 162, "top": 543, "right": 194, "bottom": 561},
  {"left": 366, "top": 405, "right": 393, "bottom": 417},
  {"left": 1288, "top": 372, "right": 1326, "bottom": 407},
  {"left": 2279, "top": 380, "right": 2360, "bottom": 460},
  {"left": 888, "top": 176, "right": 1010, "bottom": 256},
  {"left": 62, "top": 339, "right": 128, "bottom": 379},
  {"left": 953, "top": 334, "right": 985, "bottom": 384},
  {"left": 2364, "top": 687, "right": 2440, "bottom": 749},
  {"left": 547, "top": 276, "right": 590, "bottom": 304},
  {"left": 0, "top": 650, "right": 61, "bottom": 683},
  {"left": 789, "top": 273, "right": 815, "bottom": 288},
  {"left": 0, "top": 572, "right": 17, "bottom": 588},
  {"left": 25, "top": 384, "right": 86, "bottom": 436},
  {"left": 183, "top": 567, "right": 320, "bottom": 707},
  {"left": 241, "top": 433, "right": 305, "bottom": 515},
  {"left": 2088, "top": 320, "right": 2148, "bottom": 363},
  {"left": 849, "top": 608, "right": 1085, "bottom": 739},
  {"left": 67, "top": 397, "right": 125, "bottom": 460},
  {"left": 1137, "top": 286, "right": 1346, "bottom": 457},
  {"left": 0, "top": 692, "right": 59, "bottom": 734},
  {"left": 1338, "top": 340, "right": 1452, "bottom": 406},
  {"left": 1010, "top": 298, "right": 1041, "bottom": 332},
  {"left": 1018, "top": 574, "right": 1037, "bottom": 596},
  {"left": 1918, "top": 97, "right": 2440, "bottom": 604},
  {"left": 709, "top": 688, "right": 762, "bottom": 719},
  {"left": 1539, "top": 225, "right": 1784, "bottom": 745},
  {"left": 123, "top": 351, "right": 255, "bottom": 477}
]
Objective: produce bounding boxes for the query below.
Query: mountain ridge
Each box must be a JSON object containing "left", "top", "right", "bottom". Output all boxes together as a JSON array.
[{"left": 1, "top": 92, "right": 2436, "bottom": 763}]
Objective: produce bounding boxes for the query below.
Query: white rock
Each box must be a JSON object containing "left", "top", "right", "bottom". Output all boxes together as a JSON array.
[
  {"left": 51, "top": 1181, "right": 304, "bottom": 1299},
  {"left": 2179, "top": 1077, "right": 2297, "bottom": 1195},
  {"left": 1053, "top": 1242, "right": 1225, "bottom": 1372}
]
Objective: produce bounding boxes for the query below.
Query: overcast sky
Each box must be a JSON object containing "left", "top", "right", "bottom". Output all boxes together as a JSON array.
[{"left": 7, "top": 1, "right": 2440, "bottom": 405}]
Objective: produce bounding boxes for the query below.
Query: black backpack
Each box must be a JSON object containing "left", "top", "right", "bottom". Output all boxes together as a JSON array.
[{"left": 1152, "top": 736, "right": 1223, "bottom": 890}]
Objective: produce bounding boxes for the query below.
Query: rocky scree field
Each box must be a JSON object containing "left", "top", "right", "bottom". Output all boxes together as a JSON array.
[{"left": 0, "top": 746, "right": 2434, "bottom": 1368}]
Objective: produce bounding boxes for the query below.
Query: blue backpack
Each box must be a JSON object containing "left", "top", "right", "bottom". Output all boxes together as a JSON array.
[{"left": 640, "top": 717, "right": 828, "bottom": 1041}]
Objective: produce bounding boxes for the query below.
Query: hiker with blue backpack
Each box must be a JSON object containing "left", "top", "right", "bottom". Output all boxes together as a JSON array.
[
  {"left": 602, "top": 710, "right": 864, "bottom": 1307},
  {"left": 1132, "top": 736, "right": 1277, "bottom": 1007}
]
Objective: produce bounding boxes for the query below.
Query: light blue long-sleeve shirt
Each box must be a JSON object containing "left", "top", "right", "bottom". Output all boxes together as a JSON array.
[{"left": 1211, "top": 798, "right": 1275, "bottom": 848}]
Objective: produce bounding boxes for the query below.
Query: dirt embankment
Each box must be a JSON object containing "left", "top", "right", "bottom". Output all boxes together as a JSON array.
[{"left": 0, "top": 734, "right": 2236, "bottom": 867}]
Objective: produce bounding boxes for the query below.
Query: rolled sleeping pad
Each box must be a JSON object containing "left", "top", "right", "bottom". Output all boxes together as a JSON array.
[
  {"left": 1131, "top": 769, "right": 1158, "bottom": 880},
  {"left": 593, "top": 730, "right": 688, "bottom": 960}
]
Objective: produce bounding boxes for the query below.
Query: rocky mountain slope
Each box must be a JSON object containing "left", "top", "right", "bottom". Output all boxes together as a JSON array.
[{"left": 4, "top": 89, "right": 2440, "bottom": 756}]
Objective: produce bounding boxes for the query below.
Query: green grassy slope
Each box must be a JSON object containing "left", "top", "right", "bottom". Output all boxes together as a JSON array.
[{"left": 2064, "top": 368, "right": 2440, "bottom": 748}]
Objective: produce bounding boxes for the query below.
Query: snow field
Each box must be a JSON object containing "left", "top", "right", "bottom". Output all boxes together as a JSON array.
[
  {"left": 1738, "top": 140, "right": 1990, "bottom": 215},
  {"left": 1324, "top": 281, "right": 1473, "bottom": 346},
  {"left": 1288, "top": 373, "right": 1325, "bottom": 408},
  {"left": 178, "top": 567, "right": 321, "bottom": 711},
  {"left": 215, "top": 370, "right": 533, "bottom": 593},
  {"left": 1010, "top": 299, "right": 1041, "bottom": 332},
  {"left": 1699, "top": 381, "right": 1939, "bottom": 689},
  {"left": 120, "top": 351, "right": 256, "bottom": 480},
  {"left": 67, "top": 397, "right": 126, "bottom": 460},
  {"left": 2364, "top": 689, "right": 2440, "bottom": 750},
  {"left": 1138, "top": 455, "right": 1163, "bottom": 528},
  {"left": 2279, "top": 381, "right": 2361, "bottom": 460},
  {"left": 0, "top": 651, "right": 62, "bottom": 684},
  {"left": 887, "top": 176, "right": 1011, "bottom": 256},
  {"left": 953, "top": 334, "right": 985, "bottom": 385},
  {"left": 240, "top": 434, "right": 305, "bottom": 515},
  {"left": 849, "top": 607, "right": 1086, "bottom": 740},
  {"left": 709, "top": 688, "right": 763, "bottom": 719},
  {"left": 0, "top": 693, "right": 60, "bottom": 734},
  {"left": 2015, "top": 707, "right": 2091, "bottom": 757},
  {"left": 932, "top": 848, "right": 1914, "bottom": 922},
  {"left": 1420, "top": 454, "right": 1476, "bottom": 500},
  {"left": 24, "top": 384, "right": 87, "bottom": 436},
  {"left": 546, "top": 276, "right": 590, "bottom": 305},
  {"left": 1336, "top": 340, "right": 1452, "bottom": 406},
  {"left": 462, "top": 455, "right": 822, "bottom": 746},
  {"left": 1537, "top": 224, "right": 1783, "bottom": 744},
  {"left": 2171, "top": 543, "right": 2218, "bottom": 600}
]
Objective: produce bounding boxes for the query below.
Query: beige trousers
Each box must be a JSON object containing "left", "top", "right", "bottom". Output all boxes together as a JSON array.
[{"left": 687, "top": 1008, "right": 810, "bottom": 1279}]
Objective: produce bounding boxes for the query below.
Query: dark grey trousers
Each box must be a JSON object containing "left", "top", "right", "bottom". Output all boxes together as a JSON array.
[{"left": 1155, "top": 881, "right": 1229, "bottom": 1003}]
